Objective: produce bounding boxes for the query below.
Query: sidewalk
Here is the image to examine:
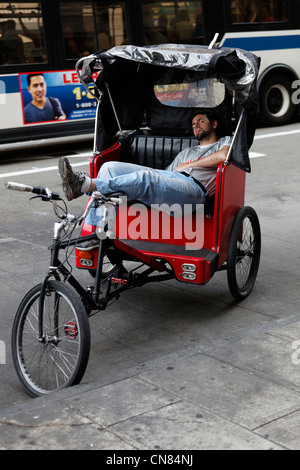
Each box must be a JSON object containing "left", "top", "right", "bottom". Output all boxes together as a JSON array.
[{"left": 1, "top": 312, "right": 300, "bottom": 450}]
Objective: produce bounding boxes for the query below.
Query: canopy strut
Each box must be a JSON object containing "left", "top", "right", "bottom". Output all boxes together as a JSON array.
[
  {"left": 208, "top": 33, "right": 219, "bottom": 49},
  {"left": 104, "top": 82, "right": 123, "bottom": 134}
]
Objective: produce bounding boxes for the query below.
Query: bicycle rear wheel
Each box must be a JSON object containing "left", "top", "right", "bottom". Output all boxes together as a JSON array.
[
  {"left": 227, "top": 206, "right": 261, "bottom": 301},
  {"left": 12, "top": 280, "right": 91, "bottom": 397}
]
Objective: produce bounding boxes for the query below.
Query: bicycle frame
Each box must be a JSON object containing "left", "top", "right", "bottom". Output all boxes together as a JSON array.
[{"left": 37, "top": 210, "right": 175, "bottom": 342}]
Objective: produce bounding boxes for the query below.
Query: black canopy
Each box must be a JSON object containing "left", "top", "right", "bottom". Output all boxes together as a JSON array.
[{"left": 81, "top": 44, "right": 260, "bottom": 172}]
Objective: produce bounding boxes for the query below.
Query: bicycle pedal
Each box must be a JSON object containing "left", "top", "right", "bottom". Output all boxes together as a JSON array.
[
  {"left": 111, "top": 277, "right": 128, "bottom": 285},
  {"left": 64, "top": 321, "right": 78, "bottom": 339}
]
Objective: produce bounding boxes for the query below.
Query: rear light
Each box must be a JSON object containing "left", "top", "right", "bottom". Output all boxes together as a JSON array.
[
  {"left": 181, "top": 263, "right": 196, "bottom": 272},
  {"left": 182, "top": 263, "right": 197, "bottom": 280},
  {"left": 78, "top": 250, "right": 94, "bottom": 267},
  {"left": 182, "top": 272, "right": 197, "bottom": 280}
]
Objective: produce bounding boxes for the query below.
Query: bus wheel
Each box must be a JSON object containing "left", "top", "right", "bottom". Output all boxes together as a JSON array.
[{"left": 259, "top": 73, "right": 296, "bottom": 126}]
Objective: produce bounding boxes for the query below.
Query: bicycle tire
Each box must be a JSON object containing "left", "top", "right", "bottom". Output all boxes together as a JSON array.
[
  {"left": 88, "top": 254, "right": 117, "bottom": 279},
  {"left": 11, "top": 280, "right": 91, "bottom": 397},
  {"left": 227, "top": 206, "right": 261, "bottom": 301}
]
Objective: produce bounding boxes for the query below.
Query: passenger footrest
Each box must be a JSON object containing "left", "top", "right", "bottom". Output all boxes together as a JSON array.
[{"left": 116, "top": 239, "right": 219, "bottom": 284}]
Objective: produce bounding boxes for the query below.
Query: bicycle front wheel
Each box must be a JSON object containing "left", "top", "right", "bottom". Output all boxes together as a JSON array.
[{"left": 12, "top": 280, "right": 91, "bottom": 397}]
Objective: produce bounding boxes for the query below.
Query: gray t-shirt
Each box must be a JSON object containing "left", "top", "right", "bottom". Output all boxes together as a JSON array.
[{"left": 166, "top": 136, "right": 232, "bottom": 198}]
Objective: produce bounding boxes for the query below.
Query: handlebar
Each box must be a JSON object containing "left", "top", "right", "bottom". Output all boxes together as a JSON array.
[
  {"left": 6, "top": 182, "right": 124, "bottom": 225},
  {"left": 6, "top": 182, "right": 60, "bottom": 201}
]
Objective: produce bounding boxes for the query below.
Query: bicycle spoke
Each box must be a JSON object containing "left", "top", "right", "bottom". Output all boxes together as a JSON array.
[{"left": 12, "top": 281, "right": 90, "bottom": 396}]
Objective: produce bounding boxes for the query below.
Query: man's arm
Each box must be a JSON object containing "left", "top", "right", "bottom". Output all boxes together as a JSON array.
[
  {"left": 51, "top": 97, "right": 66, "bottom": 120},
  {"left": 174, "top": 146, "right": 230, "bottom": 171},
  {"left": 57, "top": 100, "right": 66, "bottom": 120}
]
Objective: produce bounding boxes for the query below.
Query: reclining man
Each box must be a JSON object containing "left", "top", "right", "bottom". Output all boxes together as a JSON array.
[{"left": 59, "top": 112, "right": 232, "bottom": 235}]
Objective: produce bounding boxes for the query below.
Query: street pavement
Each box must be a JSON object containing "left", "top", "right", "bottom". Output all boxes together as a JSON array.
[
  {"left": 0, "top": 123, "right": 299, "bottom": 451},
  {"left": 0, "top": 314, "right": 300, "bottom": 451}
]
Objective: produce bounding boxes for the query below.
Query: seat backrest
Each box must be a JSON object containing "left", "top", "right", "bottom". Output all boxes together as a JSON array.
[
  {"left": 91, "top": 132, "right": 215, "bottom": 213},
  {"left": 121, "top": 133, "right": 198, "bottom": 169}
]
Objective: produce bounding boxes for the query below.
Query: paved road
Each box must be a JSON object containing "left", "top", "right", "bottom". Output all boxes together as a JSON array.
[{"left": 0, "top": 123, "right": 299, "bottom": 416}]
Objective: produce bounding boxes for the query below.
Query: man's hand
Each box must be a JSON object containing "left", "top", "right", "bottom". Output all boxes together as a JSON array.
[{"left": 174, "top": 162, "right": 193, "bottom": 172}]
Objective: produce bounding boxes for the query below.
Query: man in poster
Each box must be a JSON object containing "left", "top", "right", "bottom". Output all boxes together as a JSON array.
[{"left": 24, "top": 73, "right": 66, "bottom": 123}]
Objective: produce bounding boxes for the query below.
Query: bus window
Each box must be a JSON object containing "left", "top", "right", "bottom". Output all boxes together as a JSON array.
[
  {"left": 95, "top": 4, "right": 127, "bottom": 48},
  {"left": 231, "top": 0, "right": 288, "bottom": 24},
  {"left": 60, "top": 2, "right": 93, "bottom": 59},
  {"left": 0, "top": 2, "right": 46, "bottom": 65},
  {"left": 60, "top": 1, "right": 127, "bottom": 60},
  {"left": 261, "top": 0, "right": 288, "bottom": 22},
  {"left": 142, "top": 1, "right": 204, "bottom": 45}
]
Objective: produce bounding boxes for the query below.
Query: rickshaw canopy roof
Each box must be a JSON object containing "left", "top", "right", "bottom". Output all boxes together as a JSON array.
[
  {"left": 98, "top": 44, "right": 259, "bottom": 108},
  {"left": 81, "top": 44, "right": 260, "bottom": 172}
]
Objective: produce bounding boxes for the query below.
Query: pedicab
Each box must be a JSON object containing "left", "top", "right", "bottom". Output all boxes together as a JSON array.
[{"left": 9, "top": 42, "right": 261, "bottom": 397}]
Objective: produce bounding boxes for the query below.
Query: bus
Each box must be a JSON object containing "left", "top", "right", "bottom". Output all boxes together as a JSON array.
[{"left": 0, "top": 0, "right": 299, "bottom": 148}]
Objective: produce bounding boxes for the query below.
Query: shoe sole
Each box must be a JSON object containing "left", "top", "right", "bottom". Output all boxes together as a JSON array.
[{"left": 58, "top": 157, "right": 75, "bottom": 201}]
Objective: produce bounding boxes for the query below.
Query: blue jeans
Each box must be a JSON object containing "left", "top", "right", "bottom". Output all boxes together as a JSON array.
[{"left": 84, "top": 161, "right": 206, "bottom": 226}]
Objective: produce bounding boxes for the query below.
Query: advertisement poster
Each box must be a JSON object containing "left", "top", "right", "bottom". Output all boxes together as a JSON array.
[{"left": 19, "top": 70, "right": 97, "bottom": 125}]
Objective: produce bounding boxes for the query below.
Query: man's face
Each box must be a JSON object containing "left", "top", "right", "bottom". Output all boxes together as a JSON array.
[
  {"left": 192, "top": 114, "right": 216, "bottom": 142},
  {"left": 27, "top": 75, "right": 46, "bottom": 103}
]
